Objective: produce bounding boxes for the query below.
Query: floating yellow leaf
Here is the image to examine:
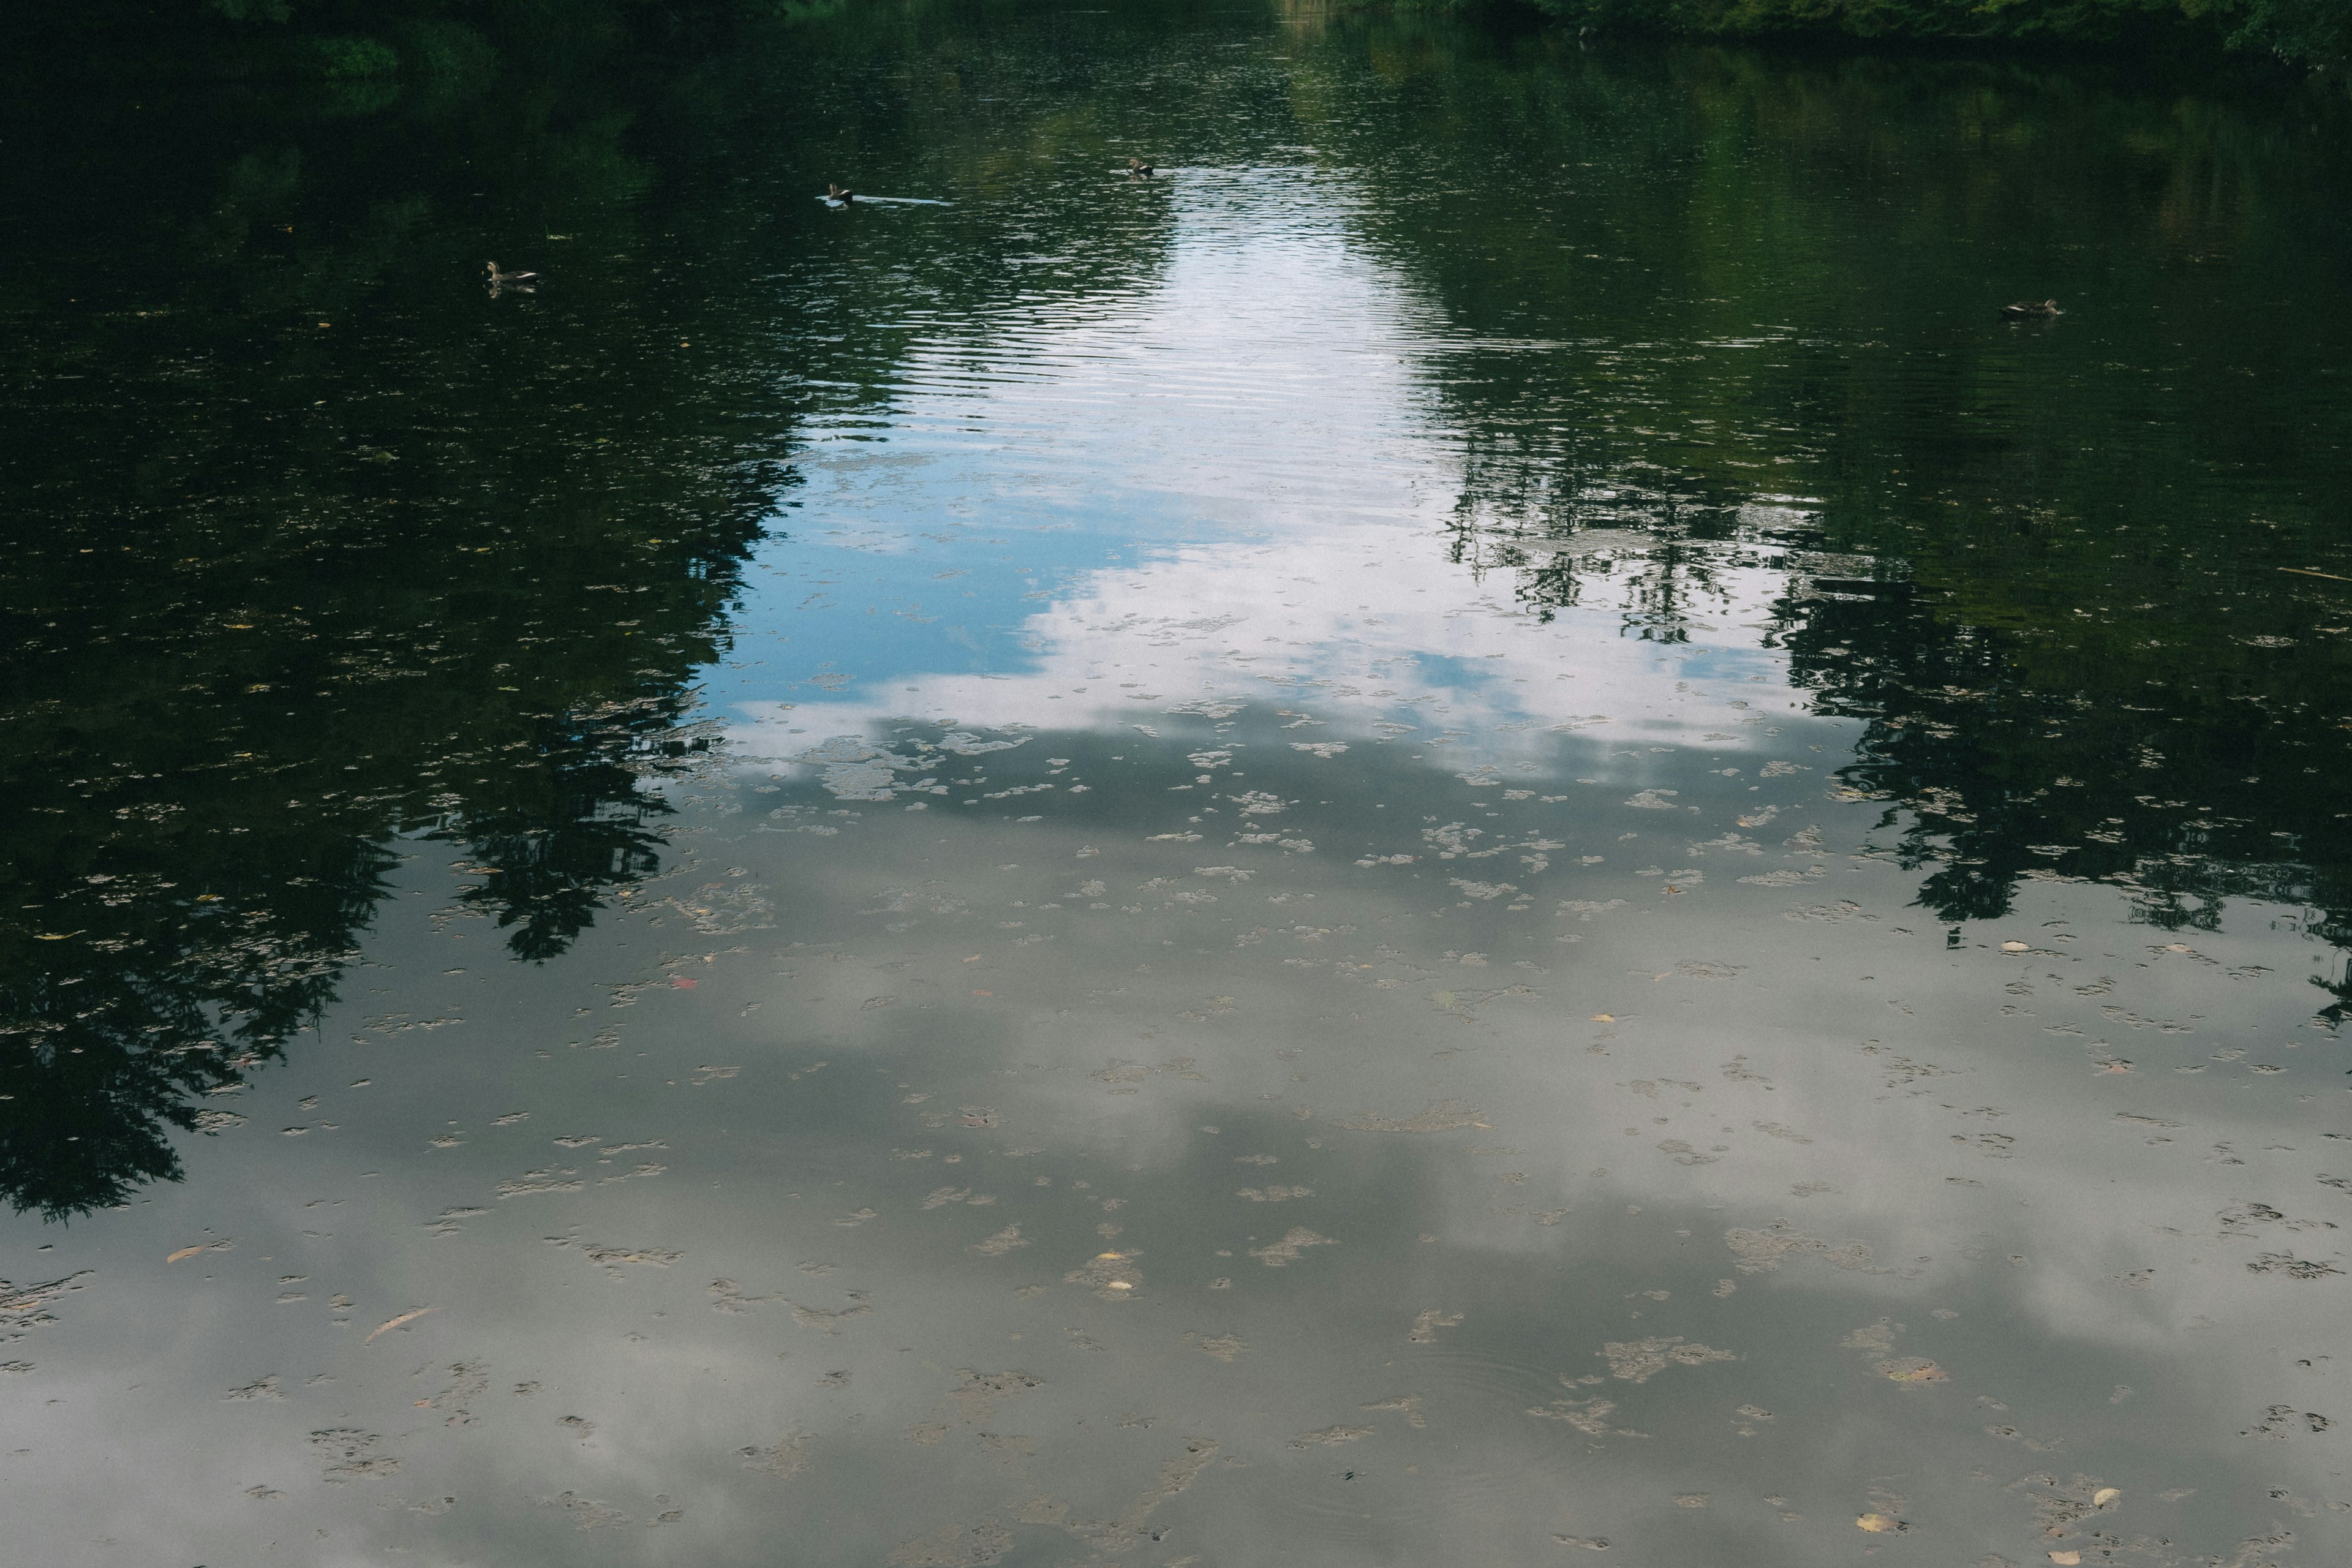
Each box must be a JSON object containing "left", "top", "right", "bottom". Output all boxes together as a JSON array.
[
  {"left": 1856, "top": 1513, "right": 1902, "bottom": 1533},
  {"left": 2049, "top": 1552, "right": 2080, "bottom": 1566},
  {"left": 364, "top": 1306, "right": 436, "bottom": 1343},
  {"left": 166, "top": 1245, "right": 206, "bottom": 1264},
  {"left": 2000, "top": 940, "right": 2029, "bottom": 952},
  {"left": 1592, "top": 1013, "right": 1615, "bottom": 1023},
  {"left": 2092, "top": 1488, "right": 2121, "bottom": 1507}
]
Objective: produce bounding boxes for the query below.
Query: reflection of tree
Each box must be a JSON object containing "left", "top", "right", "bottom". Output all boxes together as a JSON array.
[
  {"left": 431, "top": 702, "right": 703, "bottom": 964},
  {"left": 1314, "top": 18, "right": 2352, "bottom": 1001},
  {"left": 2311, "top": 959, "right": 2352, "bottom": 1033},
  {"left": 1779, "top": 586, "right": 2351, "bottom": 952},
  {"left": 1, "top": 5, "right": 1189, "bottom": 1219},
  {"left": 1447, "top": 450, "right": 1745, "bottom": 642},
  {"left": 0, "top": 77, "right": 761, "bottom": 1221},
  {"left": 0, "top": 853, "right": 388, "bottom": 1222}
]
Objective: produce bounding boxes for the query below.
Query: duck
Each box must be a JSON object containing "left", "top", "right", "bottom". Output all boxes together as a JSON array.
[
  {"left": 484, "top": 261, "right": 537, "bottom": 287},
  {"left": 827, "top": 183, "right": 855, "bottom": 205},
  {"left": 2000, "top": 298, "right": 2061, "bottom": 320},
  {"left": 1126, "top": 157, "right": 1154, "bottom": 178}
]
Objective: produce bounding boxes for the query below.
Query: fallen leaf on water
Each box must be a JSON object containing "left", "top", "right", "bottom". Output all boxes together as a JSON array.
[
  {"left": 167, "top": 1245, "right": 206, "bottom": 1264},
  {"left": 2050, "top": 1553, "right": 2080, "bottom": 1566},
  {"left": 972, "top": 990, "right": 994, "bottom": 997},
  {"left": 2092, "top": 1488, "right": 2121, "bottom": 1507},
  {"left": 2000, "top": 941, "right": 2030, "bottom": 952},
  {"left": 1592, "top": 1014, "right": 1616, "bottom": 1023},
  {"left": 365, "top": 1307, "right": 436, "bottom": 1343},
  {"left": 1856, "top": 1513, "right": 1904, "bottom": 1533}
]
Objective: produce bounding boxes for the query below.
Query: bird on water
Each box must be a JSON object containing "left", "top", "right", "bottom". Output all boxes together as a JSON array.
[
  {"left": 827, "top": 183, "right": 855, "bottom": 205},
  {"left": 484, "top": 262, "right": 537, "bottom": 287},
  {"left": 1127, "top": 157, "right": 1154, "bottom": 178},
  {"left": 2001, "top": 299, "right": 2061, "bottom": 320}
]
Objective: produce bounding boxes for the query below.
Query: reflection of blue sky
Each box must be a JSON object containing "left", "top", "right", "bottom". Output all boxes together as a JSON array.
[
  {"left": 704, "top": 164, "right": 1833, "bottom": 762},
  {"left": 703, "top": 532, "right": 1120, "bottom": 712}
]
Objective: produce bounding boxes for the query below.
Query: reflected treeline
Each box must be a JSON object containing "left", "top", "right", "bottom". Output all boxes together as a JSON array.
[
  {"left": 0, "top": 70, "right": 768, "bottom": 1219},
  {"left": 1297, "top": 21, "right": 2352, "bottom": 974},
  {"left": 0, "top": 1, "right": 1204, "bottom": 1218}
]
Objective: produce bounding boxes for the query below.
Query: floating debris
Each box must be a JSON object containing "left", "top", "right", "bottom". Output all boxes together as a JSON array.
[{"left": 1600, "top": 1337, "right": 1736, "bottom": 1383}]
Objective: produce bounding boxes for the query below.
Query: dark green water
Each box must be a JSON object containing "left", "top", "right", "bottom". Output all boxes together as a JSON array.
[{"left": 6, "top": 5, "right": 2352, "bottom": 1562}]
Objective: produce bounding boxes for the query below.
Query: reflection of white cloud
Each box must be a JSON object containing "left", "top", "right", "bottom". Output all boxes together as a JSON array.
[
  {"left": 728, "top": 527, "right": 1807, "bottom": 774},
  {"left": 727, "top": 174, "right": 1834, "bottom": 776},
  {"left": 12, "top": 805, "right": 2337, "bottom": 1566}
]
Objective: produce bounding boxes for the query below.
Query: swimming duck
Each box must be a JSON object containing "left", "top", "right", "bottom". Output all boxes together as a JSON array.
[
  {"left": 484, "top": 262, "right": 537, "bottom": 286},
  {"left": 1127, "top": 157, "right": 1154, "bottom": 178},
  {"left": 2000, "top": 299, "right": 2061, "bottom": 320},
  {"left": 827, "top": 184, "right": 855, "bottom": 205}
]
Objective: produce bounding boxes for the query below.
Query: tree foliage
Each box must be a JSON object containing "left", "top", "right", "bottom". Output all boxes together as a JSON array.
[
  {"left": 1518, "top": 0, "right": 2346, "bottom": 66},
  {"left": 18, "top": 0, "right": 810, "bottom": 81}
]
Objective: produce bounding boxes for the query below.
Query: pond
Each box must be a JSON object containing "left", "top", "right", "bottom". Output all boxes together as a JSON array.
[{"left": 5, "top": 3, "right": 2351, "bottom": 1562}]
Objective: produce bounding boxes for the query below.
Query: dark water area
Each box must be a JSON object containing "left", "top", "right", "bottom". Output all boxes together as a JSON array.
[{"left": 5, "top": 4, "right": 2352, "bottom": 1562}]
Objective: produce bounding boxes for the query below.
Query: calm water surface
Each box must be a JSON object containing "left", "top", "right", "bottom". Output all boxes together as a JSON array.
[{"left": 6, "top": 4, "right": 2352, "bottom": 1563}]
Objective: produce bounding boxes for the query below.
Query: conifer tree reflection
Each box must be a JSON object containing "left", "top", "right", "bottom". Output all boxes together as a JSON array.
[
  {"left": 0, "top": 77, "right": 769, "bottom": 1219},
  {"left": 429, "top": 704, "right": 705, "bottom": 965},
  {"left": 0, "top": 678, "right": 733, "bottom": 1220}
]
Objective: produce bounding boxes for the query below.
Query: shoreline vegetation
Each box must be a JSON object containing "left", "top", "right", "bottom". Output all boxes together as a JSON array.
[
  {"left": 1503, "top": 0, "right": 2347, "bottom": 70},
  {"left": 11, "top": 1, "right": 839, "bottom": 87},
  {"left": 15, "top": 0, "right": 2347, "bottom": 87}
]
